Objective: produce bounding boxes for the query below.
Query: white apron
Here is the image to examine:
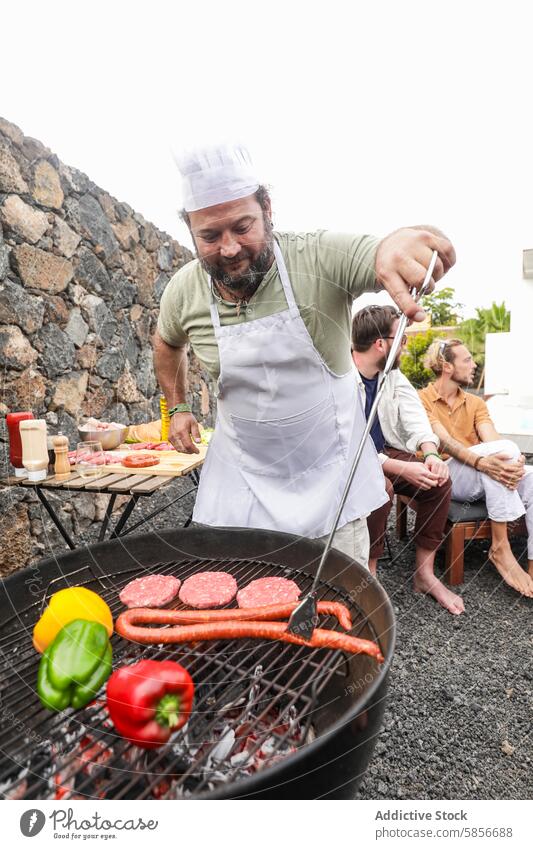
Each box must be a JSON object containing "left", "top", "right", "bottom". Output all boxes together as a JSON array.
[{"left": 193, "top": 240, "right": 388, "bottom": 538}]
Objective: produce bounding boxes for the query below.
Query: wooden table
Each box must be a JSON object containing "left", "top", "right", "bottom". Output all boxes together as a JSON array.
[{"left": 0, "top": 447, "right": 207, "bottom": 549}]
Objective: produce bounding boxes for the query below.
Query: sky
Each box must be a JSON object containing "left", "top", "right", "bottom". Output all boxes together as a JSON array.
[{"left": 1, "top": 0, "right": 532, "bottom": 318}]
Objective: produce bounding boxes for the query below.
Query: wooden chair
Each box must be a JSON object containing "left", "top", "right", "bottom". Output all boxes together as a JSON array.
[{"left": 395, "top": 495, "right": 527, "bottom": 585}]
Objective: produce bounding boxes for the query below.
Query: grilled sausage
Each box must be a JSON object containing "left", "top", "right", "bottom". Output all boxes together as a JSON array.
[
  {"left": 118, "top": 600, "right": 353, "bottom": 630},
  {"left": 115, "top": 616, "right": 384, "bottom": 662}
]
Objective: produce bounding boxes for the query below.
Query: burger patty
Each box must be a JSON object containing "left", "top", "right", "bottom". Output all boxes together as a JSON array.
[
  {"left": 236, "top": 577, "right": 301, "bottom": 608},
  {"left": 119, "top": 574, "right": 181, "bottom": 608},
  {"left": 178, "top": 572, "right": 238, "bottom": 609}
]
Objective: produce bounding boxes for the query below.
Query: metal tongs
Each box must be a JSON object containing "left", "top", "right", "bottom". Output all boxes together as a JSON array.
[{"left": 287, "top": 250, "right": 439, "bottom": 639}]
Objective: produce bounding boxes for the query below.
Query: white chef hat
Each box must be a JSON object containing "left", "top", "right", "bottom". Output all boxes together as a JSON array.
[{"left": 175, "top": 141, "right": 260, "bottom": 212}]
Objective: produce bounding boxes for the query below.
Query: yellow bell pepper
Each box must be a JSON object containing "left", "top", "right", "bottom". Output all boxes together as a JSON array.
[{"left": 33, "top": 587, "right": 113, "bottom": 653}]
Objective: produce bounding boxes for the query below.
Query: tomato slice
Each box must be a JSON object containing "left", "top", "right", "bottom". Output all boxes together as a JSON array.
[{"left": 122, "top": 454, "right": 160, "bottom": 468}]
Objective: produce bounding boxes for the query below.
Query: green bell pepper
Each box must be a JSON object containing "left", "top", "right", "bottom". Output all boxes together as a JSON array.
[
  {"left": 37, "top": 619, "right": 112, "bottom": 712},
  {"left": 71, "top": 643, "right": 113, "bottom": 709}
]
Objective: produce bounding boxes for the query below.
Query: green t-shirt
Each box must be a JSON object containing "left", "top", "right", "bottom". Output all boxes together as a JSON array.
[{"left": 157, "top": 229, "right": 380, "bottom": 380}]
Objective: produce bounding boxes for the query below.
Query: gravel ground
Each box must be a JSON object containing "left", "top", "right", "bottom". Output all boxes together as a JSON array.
[
  {"left": 26, "top": 479, "right": 532, "bottom": 800},
  {"left": 355, "top": 516, "right": 533, "bottom": 800}
]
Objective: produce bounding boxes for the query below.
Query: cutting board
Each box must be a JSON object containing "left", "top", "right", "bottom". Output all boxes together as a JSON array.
[{"left": 101, "top": 445, "right": 208, "bottom": 476}]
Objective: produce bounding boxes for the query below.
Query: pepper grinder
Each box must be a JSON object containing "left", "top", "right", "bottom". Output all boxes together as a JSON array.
[{"left": 53, "top": 433, "right": 70, "bottom": 479}]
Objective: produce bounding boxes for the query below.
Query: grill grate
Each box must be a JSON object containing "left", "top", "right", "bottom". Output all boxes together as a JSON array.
[{"left": 0, "top": 557, "right": 381, "bottom": 800}]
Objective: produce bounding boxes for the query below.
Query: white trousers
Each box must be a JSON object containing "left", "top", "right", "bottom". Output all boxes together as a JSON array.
[
  {"left": 318, "top": 517, "right": 370, "bottom": 570},
  {"left": 447, "top": 439, "right": 533, "bottom": 558}
]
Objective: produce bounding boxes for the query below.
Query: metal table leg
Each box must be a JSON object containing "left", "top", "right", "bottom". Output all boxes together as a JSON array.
[
  {"left": 183, "top": 467, "right": 200, "bottom": 526},
  {"left": 110, "top": 467, "right": 202, "bottom": 536},
  {"left": 34, "top": 487, "right": 76, "bottom": 550},
  {"left": 98, "top": 494, "right": 117, "bottom": 542},
  {"left": 109, "top": 494, "right": 140, "bottom": 539},
  {"left": 121, "top": 487, "right": 197, "bottom": 535},
  {"left": 22, "top": 465, "right": 203, "bottom": 549}
]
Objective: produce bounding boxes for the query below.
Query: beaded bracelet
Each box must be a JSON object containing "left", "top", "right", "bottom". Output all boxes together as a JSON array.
[
  {"left": 423, "top": 452, "right": 442, "bottom": 461},
  {"left": 168, "top": 403, "right": 192, "bottom": 417}
]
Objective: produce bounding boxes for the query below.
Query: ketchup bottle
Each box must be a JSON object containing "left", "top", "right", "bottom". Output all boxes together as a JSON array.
[{"left": 6, "top": 412, "right": 34, "bottom": 477}]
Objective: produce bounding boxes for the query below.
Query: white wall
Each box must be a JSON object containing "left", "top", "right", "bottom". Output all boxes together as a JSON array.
[
  {"left": 484, "top": 333, "right": 511, "bottom": 395},
  {"left": 508, "top": 276, "right": 533, "bottom": 402},
  {"left": 485, "top": 257, "right": 533, "bottom": 403},
  {"left": 484, "top": 255, "right": 533, "bottom": 447}
]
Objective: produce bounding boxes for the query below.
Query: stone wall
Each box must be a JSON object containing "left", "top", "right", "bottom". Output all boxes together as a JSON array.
[{"left": 0, "top": 117, "right": 213, "bottom": 574}]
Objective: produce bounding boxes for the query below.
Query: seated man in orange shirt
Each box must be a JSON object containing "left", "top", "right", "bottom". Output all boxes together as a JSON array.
[{"left": 419, "top": 339, "right": 533, "bottom": 597}]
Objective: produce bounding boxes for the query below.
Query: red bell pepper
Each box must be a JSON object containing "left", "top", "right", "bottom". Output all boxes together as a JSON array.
[{"left": 106, "top": 659, "right": 194, "bottom": 749}]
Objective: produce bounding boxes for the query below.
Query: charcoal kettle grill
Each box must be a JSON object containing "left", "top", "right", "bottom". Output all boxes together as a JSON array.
[{"left": 0, "top": 528, "right": 395, "bottom": 800}]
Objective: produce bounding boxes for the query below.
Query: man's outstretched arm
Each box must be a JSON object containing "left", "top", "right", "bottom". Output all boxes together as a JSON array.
[{"left": 152, "top": 329, "right": 201, "bottom": 454}]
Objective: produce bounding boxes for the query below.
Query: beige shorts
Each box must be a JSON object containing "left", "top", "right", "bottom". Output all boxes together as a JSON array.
[{"left": 317, "top": 517, "right": 369, "bottom": 570}]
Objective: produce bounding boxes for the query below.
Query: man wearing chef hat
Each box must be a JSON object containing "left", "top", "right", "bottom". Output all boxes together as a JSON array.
[{"left": 153, "top": 142, "right": 456, "bottom": 567}]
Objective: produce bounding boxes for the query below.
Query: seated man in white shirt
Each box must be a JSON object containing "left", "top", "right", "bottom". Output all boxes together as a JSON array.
[{"left": 352, "top": 306, "right": 461, "bottom": 614}]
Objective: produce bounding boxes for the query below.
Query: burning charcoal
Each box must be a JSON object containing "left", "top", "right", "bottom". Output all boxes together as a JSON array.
[
  {"left": 46, "top": 742, "right": 75, "bottom": 800},
  {"left": 206, "top": 769, "right": 237, "bottom": 787},
  {"left": 77, "top": 735, "right": 113, "bottom": 776},
  {"left": 2, "top": 774, "right": 28, "bottom": 799},
  {"left": 195, "top": 681, "right": 224, "bottom": 708},
  {"left": 94, "top": 778, "right": 113, "bottom": 799},
  {"left": 119, "top": 746, "right": 141, "bottom": 767},
  {"left": 1, "top": 577, "right": 322, "bottom": 800},
  {"left": 264, "top": 752, "right": 297, "bottom": 768},
  {"left": 171, "top": 725, "right": 198, "bottom": 761},
  {"left": 209, "top": 727, "right": 236, "bottom": 764},
  {"left": 168, "top": 785, "right": 193, "bottom": 798},
  {"left": 52, "top": 771, "right": 76, "bottom": 800},
  {"left": 2, "top": 671, "right": 315, "bottom": 798},
  {"left": 230, "top": 750, "right": 253, "bottom": 768},
  {"left": 151, "top": 779, "right": 172, "bottom": 799},
  {"left": 230, "top": 665, "right": 262, "bottom": 727},
  {"left": 259, "top": 736, "right": 278, "bottom": 757},
  {"left": 234, "top": 721, "right": 254, "bottom": 739},
  {"left": 288, "top": 704, "right": 299, "bottom": 729},
  {"left": 270, "top": 722, "right": 290, "bottom": 736}
]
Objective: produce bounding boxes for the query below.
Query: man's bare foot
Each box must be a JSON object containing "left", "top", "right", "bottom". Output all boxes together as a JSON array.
[
  {"left": 489, "top": 547, "right": 533, "bottom": 597},
  {"left": 414, "top": 572, "right": 465, "bottom": 615}
]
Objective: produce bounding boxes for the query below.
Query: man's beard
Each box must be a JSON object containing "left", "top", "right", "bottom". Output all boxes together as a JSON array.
[
  {"left": 200, "top": 215, "right": 275, "bottom": 300},
  {"left": 454, "top": 373, "right": 473, "bottom": 388},
  {"left": 377, "top": 352, "right": 401, "bottom": 371}
]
